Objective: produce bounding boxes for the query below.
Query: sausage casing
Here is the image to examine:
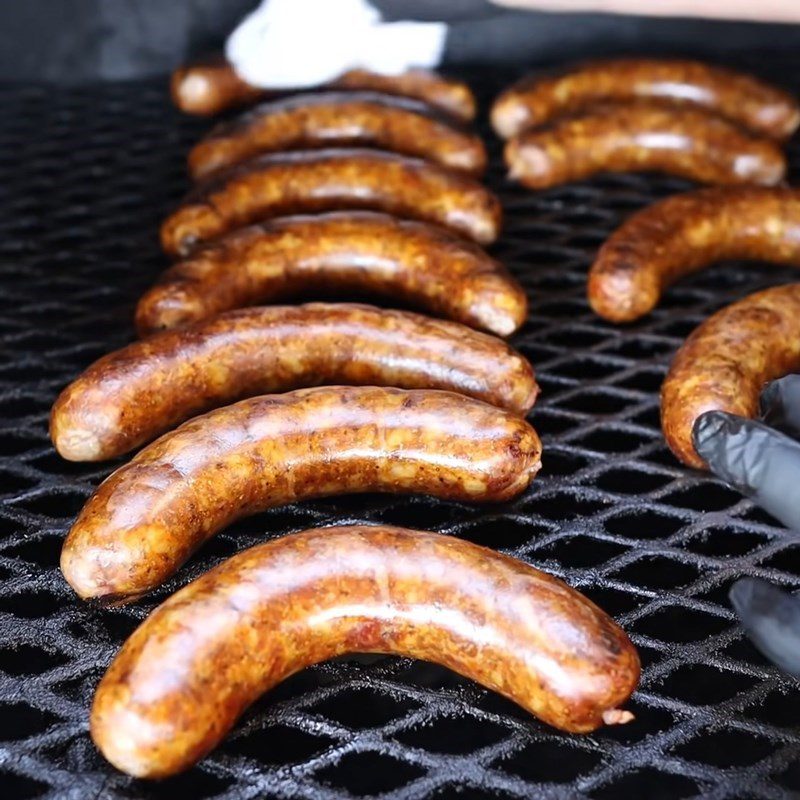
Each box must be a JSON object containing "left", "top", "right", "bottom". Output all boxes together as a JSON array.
[
  {"left": 161, "top": 148, "right": 502, "bottom": 255},
  {"left": 51, "top": 303, "right": 539, "bottom": 461},
  {"left": 589, "top": 187, "right": 800, "bottom": 322},
  {"left": 143, "top": 211, "right": 525, "bottom": 336},
  {"left": 61, "top": 387, "right": 542, "bottom": 600},
  {"left": 171, "top": 58, "right": 476, "bottom": 121},
  {"left": 91, "top": 524, "right": 640, "bottom": 778},
  {"left": 188, "top": 92, "right": 486, "bottom": 180},
  {"left": 504, "top": 102, "right": 786, "bottom": 190},
  {"left": 491, "top": 58, "right": 800, "bottom": 140},
  {"left": 661, "top": 283, "right": 800, "bottom": 467}
]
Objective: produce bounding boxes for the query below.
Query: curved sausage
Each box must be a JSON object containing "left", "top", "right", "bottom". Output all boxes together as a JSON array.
[
  {"left": 61, "top": 387, "right": 541, "bottom": 601},
  {"left": 661, "top": 283, "right": 800, "bottom": 468},
  {"left": 171, "top": 58, "right": 476, "bottom": 121},
  {"left": 51, "top": 303, "right": 539, "bottom": 462},
  {"left": 491, "top": 58, "right": 800, "bottom": 140},
  {"left": 91, "top": 524, "right": 639, "bottom": 778},
  {"left": 187, "top": 91, "right": 486, "bottom": 180},
  {"left": 141, "top": 212, "right": 526, "bottom": 337},
  {"left": 589, "top": 187, "right": 800, "bottom": 323},
  {"left": 504, "top": 102, "right": 786, "bottom": 191},
  {"left": 161, "top": 148, "right": 502, "bottom": 256}
]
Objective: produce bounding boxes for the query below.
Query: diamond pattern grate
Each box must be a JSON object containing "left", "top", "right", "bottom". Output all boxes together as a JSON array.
[{"left": 1, "top": 58, "right": 800, "bottom": 798}]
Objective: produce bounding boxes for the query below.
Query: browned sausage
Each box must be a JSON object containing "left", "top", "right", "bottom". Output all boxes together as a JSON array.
[
  {"left": 161, "top": 149, "right": 502, "bottom": 256},
  {"left": 187, "top": 92, "right": 487, "bottom": 180},
  {"left": 491, "top": 58, "right": 800, "bottom": 140},
  {"left": 589, "top": 187, "right": 800, "bottom": 323},
  {"left": 661, "top": 283, "right": 800, "bottom": 468},
  {"left": 141, "top": 212, "right": 526, "bottom": 337},
  {"left": 171, "top": 57, "right": 476, "bottom": 121},
  {"left": 51, "top": 303, "right": 539, "bottom": 462},
  {"left": 61, "top": 387, "right": 541, "bottom": 601},
  {"left": 91, "top": 524, "right": 640, "bottom": 778},
  {"left": 504, "top": 102, "right": 786, "bottom": 191}
]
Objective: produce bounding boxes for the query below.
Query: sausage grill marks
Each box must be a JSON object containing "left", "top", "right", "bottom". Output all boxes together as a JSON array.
[
  {"left": 188, "top": 91, "right": 487, "bottom": 180},
  {"left": 491, "top": 58, "right": 800, "bottom": 140},
  {"left": 61, "top": 387, "right": 542, "bottom": 601},
  {"left": 140, "top": 212, "right": 525, "bottom": 337},
  {"left": 91, "top": 525, "right": 640, "bottom": 778},
  {"left": 589, "top": 187, "right": 800, "bottom": 323},
  {"left": 51, "top": 303, "right": 539, "bottom": 462}
]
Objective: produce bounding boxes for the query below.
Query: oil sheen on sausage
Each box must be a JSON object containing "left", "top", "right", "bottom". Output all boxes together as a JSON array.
[
  {"left": 51, "top": 303, "right": 539, "bottom": 461},
  {"left": 161, "top": 148, "right": 502, "bottom": 256},
  {"left": 61, "top": 387, "right": 542, "bottom": 601},
  {"left": 504, "top": 102, "right": 786, "bottom": 190},
  {"left": 141, "top": 212, "right": 525, "bottom": 337},
  {"left": 491, "top": 58, "right": 800, "bottom": 140},
  {"left": 187, "top": 92, "right": 486, "bottom": 180},
  {"left": 662, "top": 283, "right": 800, "bottom": 467},
  {"left": 589, "top": 187, "right": 800, "bottom": 322},
  {"left": 91, "top": 524, "right": 640, "bottom": 778}
]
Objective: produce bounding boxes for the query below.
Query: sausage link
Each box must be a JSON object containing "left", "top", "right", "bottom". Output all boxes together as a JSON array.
[
  {"left": 491, "top": 58, "right": 800, "bottom": 140},
  {"left": 589, "top": 187, "right": 800, "bottom": 322},
  {"left": 51, "top": 303, "right": 539, "bottom": 462},
  {"left": 504, "top": 102, "right": 786, "bottom": 191},
  {"left": 161, "top": 149, "right": 502, "bottom": 255},
  {"left": 91, "top": 524, "right": 640, "bottom": 778},
  {"left": 61, "top": 387, "right": 541, "bottom": 601},
  {"left": 171, "top": 58, "right": 476, "bottom": 121},
  {"left": 187, "top": 92, "right": 486, "bottom": 180},
  {"left": 661, "top": 283, "right": 800, "bottom": 468},
  {"left": 141, "top": 212, "right": 525, "bottom": 337}
]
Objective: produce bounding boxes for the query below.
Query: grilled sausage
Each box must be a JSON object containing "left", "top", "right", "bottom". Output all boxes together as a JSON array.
[
  {"left": 504, "top": 102, "right": 786, "bottom": 191},
  {"left": 491, "top": 58, "right": 800, "bottom": 140},
  {"left": 171, "top": 57, "right": 476, "bottom": 121},
  {"left": 141, "top": 212, "right": 526, "bottom": 337},
  {"left": 661, "top": 283, "right": 800, "bottom": 468},
  {"left": 187, "top": 92, "right": 487, "bottom": 180},
  {"left": 589, "top": 187, "right": 800, "bottom": 323},
  {"left": 61, "top": 387, "right": 541, "bottom": 601},
  {"left": 161, "top": 149, "right": 502, "bottom": 256},
  {"left": 51, "top": 303, "right": 539, "bottom": 462},
  {"left": 91, "top": 524, "right": 640, "bottom": 778}
]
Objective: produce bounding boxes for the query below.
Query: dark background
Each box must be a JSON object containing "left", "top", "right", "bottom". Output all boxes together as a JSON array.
[{"left": 1, "top": 0, "right": 799, "bottom": 83}]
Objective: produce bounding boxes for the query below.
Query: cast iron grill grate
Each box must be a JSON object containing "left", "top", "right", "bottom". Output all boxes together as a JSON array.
[{"left": 2, "top": 57, "right": 800, "bottom": 799}]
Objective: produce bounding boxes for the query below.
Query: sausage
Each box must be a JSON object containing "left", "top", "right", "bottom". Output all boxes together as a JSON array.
[
  {"left": 491, "top": 58, "right": 800, "bottom": 140},
  {"left": 661, "top": 283, "right": 800, "bottom": 468},
  {"left": 161, "top": 149, "right": 502, "bottom": 256},
  {"left": 90, "top": 524, "right": 640, "bottom": 778},
  {"left": 589, "top": 187, "right": 800, "bottom": 323},
  {"left": 51, "top": 303, "right": 539, "bottom": 462},
  {"left": 141, "top": 212, "right": 526, "bottom": 337},
  {"left": 61, "top": 387, "right": 541, "bottom": 601},
  {"left": 171, "top": 57, "right": 476, "bottom": 121},
  {"left": 504, "top": 102, "right": 786, "bottom": 191},
  {"left": 187, "top": 91, "right": 487, "bottom": 181}
]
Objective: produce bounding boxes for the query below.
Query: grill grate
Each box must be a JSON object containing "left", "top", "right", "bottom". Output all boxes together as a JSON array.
[{"left": 2, "top": 58, "right": 800, "bottom": 799}]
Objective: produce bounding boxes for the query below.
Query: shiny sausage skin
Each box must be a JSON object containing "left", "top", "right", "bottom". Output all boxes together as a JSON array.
[
  {"left": 141, "top": 212, "right": 526, "bottom": 337},
  {"left": 171, "top": 57, "right": 476, "bottom": 121},
  {"left": 161, "top": 149, "right": 502, "bottom": 256},
  {"left": 491, "top": 58, "right": 800, "bottom": 140},
  {"left": 661, "top": 284, "right": 800, "bottom": 468},
  {"left": 187, "top": 91, "right": 486, "bottom": 180},
  {"left": 91, "top": 524, "right": 640, "bottom": 778},
  {"left": 61, "top": 387, "right": 541, "bottom": 601},
  {"left": 51, "top": 303, "right": 539, "bottom": 462},
  {"left": 589, "top": 187, "right": 800, "bottom": 323},
  {"left": 504, "top": 102, "right": 786, "bottom": 191}
]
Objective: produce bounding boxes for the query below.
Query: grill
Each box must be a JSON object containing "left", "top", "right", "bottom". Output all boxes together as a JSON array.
[{"left": 2, "top": 56, "right": 800, "bottom": 799}]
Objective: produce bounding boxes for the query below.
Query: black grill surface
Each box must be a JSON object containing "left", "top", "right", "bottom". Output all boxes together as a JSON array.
[{"left": 2, "top": 59, "right": 800, "bottom": 799}]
